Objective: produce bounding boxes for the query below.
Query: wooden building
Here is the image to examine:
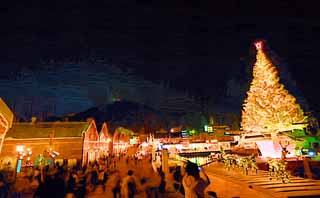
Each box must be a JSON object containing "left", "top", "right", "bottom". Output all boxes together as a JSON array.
[
  {"left": 82, "top": 119, "right": 99, "bottom": 166},
  {"left": 99, "top": 122, "right": 112, "bottom": 157},
  {"left": 112, "top": 127, "right": 135, "bottom": 154},
  {"left": 0, "top": 118, "right": 101, "bottom": 169}
]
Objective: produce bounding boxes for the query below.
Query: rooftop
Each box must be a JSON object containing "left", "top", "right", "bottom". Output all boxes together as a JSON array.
[{"left": 5, "top": 121, "right": 89, "bottom": 139}]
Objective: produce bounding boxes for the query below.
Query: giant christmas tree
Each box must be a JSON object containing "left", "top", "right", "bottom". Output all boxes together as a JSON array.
[{"left": 241, "top": 41, "right": 306, "bottom": 134}]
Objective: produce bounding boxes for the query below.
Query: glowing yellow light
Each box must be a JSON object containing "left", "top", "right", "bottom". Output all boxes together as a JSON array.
[
  {"left": 16, "top": 145, "right": 24, "bottom": 152},
  {"left": 241, "top": 41, "right": 306, "bottom": 134}
]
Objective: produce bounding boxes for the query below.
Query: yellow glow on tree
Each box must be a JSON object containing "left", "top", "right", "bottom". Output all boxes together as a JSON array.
[{"left": 241, "top": 41, "right": 306, "bottom": 133}]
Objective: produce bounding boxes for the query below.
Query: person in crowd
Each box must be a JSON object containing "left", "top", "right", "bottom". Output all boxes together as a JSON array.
[
  {"left": 173, "top": 166, "right": 185, "bottom": 195},
  {"left": 84, "top": 170, "right": 91, "bottom": 192},
  {"left": 143, "top": 165, "right": 161, "bottom": 198},
  {"left": 13, "top": 172, "right": 30, "bottom": 198},
  {"left": 65, "top": 170, "right": 76, "bottom": 198},
  {"left": 182, "top": 161, "right": 210, "bottom": 198},
  {"left": 33, "top": 175, "right": 44, "bottom": 198},
  {"left": 106, "top": 170, "right": 121, "bottom": 198},
  {"left": 182, "top": 161, "right": 201, "bottom": 198},
  {"left": 38, "top": 171, "right": 66, "bottom": 198},
  {"left": 121, "top": 170, "right": 137, "bottom": 198},
  {"left": 165, "top": 168, "right": 176, "bottom": 193},
  {"left": 158, "top": 171, "right": 166, "bottom": 194},
  {"left": 0, "top": 173, "right": 8, "bottom": 198},
  {"left": 196, "top": 167, "right": 210, "bottom": 198},
  {"left": 29, "top": 174, "right": 41, "bottom": 196}
]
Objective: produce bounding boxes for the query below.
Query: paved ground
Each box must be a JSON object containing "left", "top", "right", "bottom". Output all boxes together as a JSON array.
[
  {"left": 204, "top": 162, "right": 320, "bottom": 198},
  {"left": 18, "top": 159, "right": 320, "bottom": 198}
]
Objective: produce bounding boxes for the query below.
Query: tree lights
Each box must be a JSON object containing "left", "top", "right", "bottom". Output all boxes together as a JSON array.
[{"left": 241, "top": 41, "right": 306, "bottom": 133}]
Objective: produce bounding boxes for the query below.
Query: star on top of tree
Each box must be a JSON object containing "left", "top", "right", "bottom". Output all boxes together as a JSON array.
[{"left": 255, "top": 40, "right": 264, "bottom": 50}]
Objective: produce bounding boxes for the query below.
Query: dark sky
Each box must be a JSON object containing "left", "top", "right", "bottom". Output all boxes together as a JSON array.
[{"left": 1, "top": 1, "right": 320, "bottom": 115}]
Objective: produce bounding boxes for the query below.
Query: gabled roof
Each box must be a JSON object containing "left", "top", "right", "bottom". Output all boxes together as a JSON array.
[
  {"left": 0, "top": 98, "right": 13, "bottom": 128},
  {"left": 5, "top": 121, "right": 89, "bottom": 139},
  {"left": 99, "top": 122, "right": 109, "bottom": 139},
  {"left": 84, "top": 119, "right": 99, "bottom": 141}
]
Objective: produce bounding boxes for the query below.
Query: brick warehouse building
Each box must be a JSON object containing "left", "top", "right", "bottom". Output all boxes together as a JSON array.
[
  {"left": 0, "top": 118, "right": 102, "bottom": 169},
  {"left": 99, "top": 122, "right": 112, "bottom": 158},
  {"left": 0, "top": 98, "right": 117, "bottom": 171}
]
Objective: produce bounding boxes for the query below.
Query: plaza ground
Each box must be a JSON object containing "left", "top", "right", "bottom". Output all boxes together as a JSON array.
[
  {"left": 17, "top": 158, "right": 320, "bottom": 198},
  {"left": 204, "top": 162, "right": 320, "bottom": 198}
]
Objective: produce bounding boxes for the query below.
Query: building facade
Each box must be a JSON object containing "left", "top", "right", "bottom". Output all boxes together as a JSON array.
[
  {"left": 0, "top": 119, "right": 104, "bottom": 169},
  {"left": 99, "top": 122, "right": 112, "bottom": 157}
]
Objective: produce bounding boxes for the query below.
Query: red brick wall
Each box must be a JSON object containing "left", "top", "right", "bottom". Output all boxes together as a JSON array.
[{"left": 0, "top": 137, "right": 83, "bottom": 167}]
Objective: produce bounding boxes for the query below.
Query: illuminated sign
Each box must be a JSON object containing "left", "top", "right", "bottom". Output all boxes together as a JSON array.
[
  {"left": 16, "top": 159, "right": 22, "bottom": 173},
  {"left": 308, "top": 151, "right": 316, "bottom": 157},
  {"left": 204, "top": 125, "right": 213, "bottom": 132},
  {"left": 182, "top": 130, "right": 189, "bottom": 138},
  {"left": 130, "top": 136, "right": 137, "bottom": 145}
]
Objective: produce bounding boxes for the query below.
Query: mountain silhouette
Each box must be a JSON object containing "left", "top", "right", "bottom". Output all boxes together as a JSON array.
[{"left": 46, "top": 100, "right": 166, "bottom": 133}]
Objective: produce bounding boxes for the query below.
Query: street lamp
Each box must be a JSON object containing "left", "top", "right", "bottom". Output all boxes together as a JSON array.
[
  {"left": 16, "top": 145, "right": 24, "bottom": 154},
  {"left": 26, "top": 148, "right": 32, "bottom": 162},
  {"left": 16, "top": 145, "right": 25, "bottom": 174}
]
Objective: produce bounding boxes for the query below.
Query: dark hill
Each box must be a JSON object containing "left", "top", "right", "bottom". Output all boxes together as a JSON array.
[{"left": 47, "top": 100, "right": 166, "bottom": 133}]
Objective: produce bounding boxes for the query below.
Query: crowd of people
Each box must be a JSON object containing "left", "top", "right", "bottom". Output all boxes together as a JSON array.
[{"left": 0, "top": 152, "right": 214, "bottom": 198}]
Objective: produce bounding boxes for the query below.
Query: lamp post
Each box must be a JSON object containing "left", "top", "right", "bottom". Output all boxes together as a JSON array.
[{"left": 16, "top": 145, "right": 25, "bottom": 176}]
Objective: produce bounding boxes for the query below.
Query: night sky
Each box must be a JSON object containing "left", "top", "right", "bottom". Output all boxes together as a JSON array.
[{"left": 1, "top": 1, "right": 320, "bottom": 117}]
